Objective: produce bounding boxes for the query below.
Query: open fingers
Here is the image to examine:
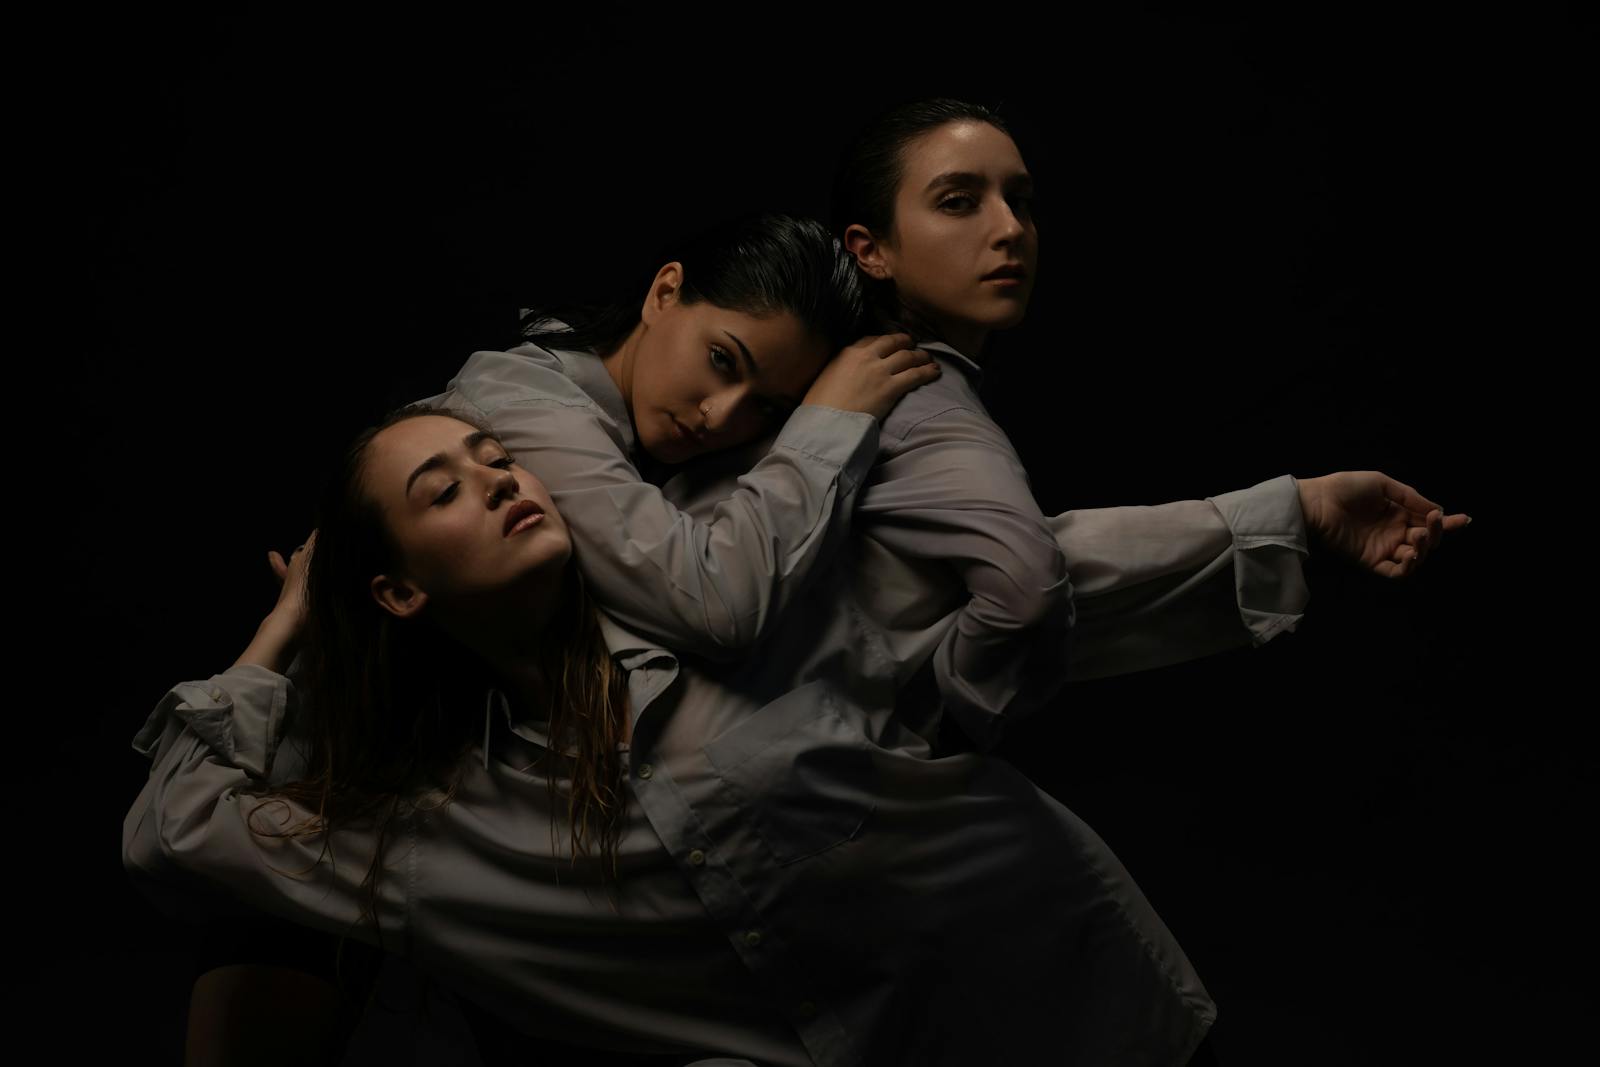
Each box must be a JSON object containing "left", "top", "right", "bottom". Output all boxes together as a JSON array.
[
  {"left": 1375, "top": 545, "right": 1421, "bottom": 580},
  {"left": 1405, "top": 525, "right": 1431, "bottom": 565}
]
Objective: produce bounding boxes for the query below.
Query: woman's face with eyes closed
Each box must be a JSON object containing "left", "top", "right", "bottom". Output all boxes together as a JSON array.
[
  {"left": 361, "top": 414, "right": 572, "bottom": 620},
  {"left": 616, "top": 262, "right": 833, "bottom": 464}
]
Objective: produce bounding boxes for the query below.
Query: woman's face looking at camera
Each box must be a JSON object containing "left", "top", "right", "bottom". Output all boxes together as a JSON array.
[
  {"left": 617, "top": 264, "right": 832, "bottom": 464},
  {"left": 870, "top": 121, "right": 1038, "bottom": 348},
  {"left": 362, "top": 415, "right": 572, "bottom": 618}
]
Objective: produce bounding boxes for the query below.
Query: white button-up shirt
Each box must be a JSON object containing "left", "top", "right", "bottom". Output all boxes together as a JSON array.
[{"left": 125, "top": 335, "right": 1308, "bottom": 1066}]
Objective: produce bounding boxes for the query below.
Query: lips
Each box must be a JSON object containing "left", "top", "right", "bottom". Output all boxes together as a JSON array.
[
  {"left": 502, "top": 498, "right": 545, "bottom": 536},
  {"left": 982, "top": 264, "right": 1028, "bottom": 281},
  {"left": 671, "top": 416, "right": 706, "bottom": 445}
]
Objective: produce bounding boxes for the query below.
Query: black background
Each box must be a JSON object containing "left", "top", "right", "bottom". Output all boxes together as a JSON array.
[{"left": 53, "top": 6, "right": 1582, "bottom": 1064}]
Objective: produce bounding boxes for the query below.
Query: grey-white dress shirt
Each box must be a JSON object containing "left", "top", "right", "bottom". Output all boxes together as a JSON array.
[{"left": 125, "top": 336, "right": 1308, "bottom": 1066}]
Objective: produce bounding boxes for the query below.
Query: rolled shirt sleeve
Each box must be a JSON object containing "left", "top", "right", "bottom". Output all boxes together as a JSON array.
[
  {"left": 423, "top": 346, "right": 879, "bottom": 660},
  {"left": 122, "top": 665, "right": 405, "bottom": 938},
  {"left": 1056, "top": 474, "right": 1310, "bottom": 680}
]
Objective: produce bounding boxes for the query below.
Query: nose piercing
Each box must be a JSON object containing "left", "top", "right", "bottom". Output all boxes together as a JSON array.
[{"left": 700, "top": 402, "right": 711, "bottom": 417}]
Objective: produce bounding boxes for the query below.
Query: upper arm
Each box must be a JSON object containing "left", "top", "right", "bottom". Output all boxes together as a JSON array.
[
  {"left": 855, "top": 409, "right": 1074, "bottom": 747},
  {"left": 859, "top": 410, "right": 1071, "bottom": 628}
]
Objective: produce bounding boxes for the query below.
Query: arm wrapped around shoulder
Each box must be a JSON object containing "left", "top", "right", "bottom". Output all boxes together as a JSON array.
[{"left": 426, "top": 347, "right": 879, "bottom": 658}]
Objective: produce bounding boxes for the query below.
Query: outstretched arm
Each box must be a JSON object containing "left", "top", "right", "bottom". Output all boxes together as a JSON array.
[{"left": 1055, "top": 471, "right": 1469, "bottom": 680}]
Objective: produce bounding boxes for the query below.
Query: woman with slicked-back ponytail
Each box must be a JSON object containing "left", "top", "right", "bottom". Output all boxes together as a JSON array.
[{"left": 127, "top": 126, "right": 1466, "bottom": 1062}]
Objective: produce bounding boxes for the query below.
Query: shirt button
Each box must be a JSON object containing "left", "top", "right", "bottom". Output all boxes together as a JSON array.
[
  {"left": 637, "top": 764, "right": 653, "bottom": 780},
  {"left": 743, "top": 930, "right": 762, "bottom": 948},
  {"left": 210, "top": 689, "right": 223, "bottom": 701},
  {"left": 688, "top": 849, "right": 706, "bottom": 866}
]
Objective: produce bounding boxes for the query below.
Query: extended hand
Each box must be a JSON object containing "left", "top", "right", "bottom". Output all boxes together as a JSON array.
[
  {"left": 266, "top": 531, "right": 316, "bottom": 637},
  {"left": 233, "top": 532, "right": 317, "bottom": 673},
  {"left": 1297, "top": 472, "right": 1470, "bottom": 578}
]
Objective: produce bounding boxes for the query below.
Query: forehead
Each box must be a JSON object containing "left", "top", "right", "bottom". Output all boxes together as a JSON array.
[
  {"left": 365, "top": 415, "right": 481, "bottom": 483},
  {"left": 897, "top": 121, "right": 1027, "bottom": 193}
]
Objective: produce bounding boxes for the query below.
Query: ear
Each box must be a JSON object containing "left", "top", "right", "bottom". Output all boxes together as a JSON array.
[
  {"left": 640, "top": 261, "right": 685, "bottom": 326},
  {"left": 843, "top": 224, "right": 893, "bottom": 281},
  {"left": 371, "top": 573, "right": 429, "bottom": 620}
]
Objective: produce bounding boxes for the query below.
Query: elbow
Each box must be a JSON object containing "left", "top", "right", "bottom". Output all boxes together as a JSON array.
[
  {"left": 123, "top": 786, "right": 236, "bottom": 884},
  {"left": 122, "top": 802, "right": 181, "bottom": 888},
  {"left": 1005, "top": 544, "right": 1075, "bottom": 633}
]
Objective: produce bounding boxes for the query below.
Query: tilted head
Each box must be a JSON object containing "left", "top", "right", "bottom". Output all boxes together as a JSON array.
[
  {"left": 525, "top": 212, "right": 866, "bottom": 462},
  {"left": 832, "top": 99, "right": 1038, "bottom": 356}
]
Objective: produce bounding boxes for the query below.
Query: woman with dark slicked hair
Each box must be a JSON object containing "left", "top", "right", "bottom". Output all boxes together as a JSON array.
[
  {"left": 395, "top": 112, "right": 1463, "bottom": 1064},
  {"left": 130, "top": 125, "right": 1467, "bottom": 1063}
]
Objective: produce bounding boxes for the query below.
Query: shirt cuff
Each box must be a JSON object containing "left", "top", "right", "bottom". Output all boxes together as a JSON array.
[
  {"left": 774, "top": 405, "right": 880, "bottom": 495},
  {"left": 1205, "top": 474, "right": 1311, "bottom": 646},
  {"left": 131, "top": 664, "right": 293, "bottom": 779}
]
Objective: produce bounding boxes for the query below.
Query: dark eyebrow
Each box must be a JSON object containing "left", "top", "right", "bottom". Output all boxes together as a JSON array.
[
  {"left": 925, "top": 170, "right": 986, "bottom": 194},
  {"left": 723, "top": 329, "right": 758, "bottom": 376},
  {"left": 723, "top": 328, "right": 802, "bottom": 412},
  {"left": 925, "top": 170, "right": 1034, "bottom": 195},
  {"left": 405, "top": 430, "right": 497, "bottom": 497}
]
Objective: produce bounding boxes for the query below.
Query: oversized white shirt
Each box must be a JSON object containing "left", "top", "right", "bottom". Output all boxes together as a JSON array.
[{"left": 125, "top": 335, "right": 1308, "bottom": 1066}]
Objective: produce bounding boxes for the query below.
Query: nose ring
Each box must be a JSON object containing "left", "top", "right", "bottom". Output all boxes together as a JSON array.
[{"left": 700, "top": 402, "right": 711, "bottom": 417}]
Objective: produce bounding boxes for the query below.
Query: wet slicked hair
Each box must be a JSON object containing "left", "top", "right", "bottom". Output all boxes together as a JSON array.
[
  {"left": 830, "top": 98, "right": 1011, "bottom": 244},
  {"left": 521, "top": 211, "right": 866, "bottom": 358}
]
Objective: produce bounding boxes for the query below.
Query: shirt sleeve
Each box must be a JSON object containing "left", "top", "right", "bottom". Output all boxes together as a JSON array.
[
  {"left": 1053, "top": 474, "right": 1310, "bottom": 681},
  {"left": 424, "top": 347, "right": 879, "bottom": 660},
  {"left": 857, "top": 407, "right": 1074, "bottom": 751},
  {"left": 122, "top": 664, "right": 407, "bottom": 940}
]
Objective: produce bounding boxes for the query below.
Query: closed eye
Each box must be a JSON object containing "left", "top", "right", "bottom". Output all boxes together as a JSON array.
[{"left": 432, "top": 453, "right": 514, "bottom": 505}]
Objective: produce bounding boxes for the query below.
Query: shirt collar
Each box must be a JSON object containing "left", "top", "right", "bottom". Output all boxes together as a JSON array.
[{"left": 918, "top": 340, "right": 985, "bottom": 388}]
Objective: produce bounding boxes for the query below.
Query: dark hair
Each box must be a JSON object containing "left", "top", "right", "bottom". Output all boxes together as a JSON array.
[
  {"left": 830, "top": 98, "right": 1013, "bottom": 334},
  {"left": 250, "top": 404, "right": 629, "bottom": 951},
  {"left": 520, "top": 211, "right": 865, "bottom": 356}
]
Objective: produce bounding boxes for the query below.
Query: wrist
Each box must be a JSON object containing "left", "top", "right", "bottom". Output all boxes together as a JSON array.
[
  {"left": 233, "top": 613, "right": 302, "bottom": 674},
  {"left": 1295, "top": 476, "right": 1325, "bottom": 548}
]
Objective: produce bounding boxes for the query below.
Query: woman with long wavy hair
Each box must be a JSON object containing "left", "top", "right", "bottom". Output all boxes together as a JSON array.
[{"left": 126, "top": 407, "right": 843, "bottom": 1067}]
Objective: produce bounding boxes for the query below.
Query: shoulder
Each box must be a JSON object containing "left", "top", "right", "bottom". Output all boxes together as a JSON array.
[
  {"left": 878, "top": 356, "right": 1010, "bottom": 451},
  {"left": 449, "top": 343, "right": 602, "bottom": 412}
]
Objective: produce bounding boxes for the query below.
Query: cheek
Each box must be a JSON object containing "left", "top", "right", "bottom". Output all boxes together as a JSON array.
[{"left": 638, "top": 352, "right": 689, "bottom": 413}]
